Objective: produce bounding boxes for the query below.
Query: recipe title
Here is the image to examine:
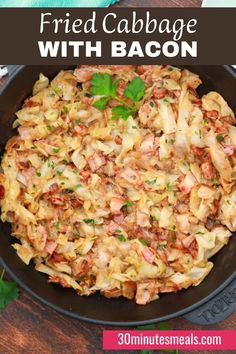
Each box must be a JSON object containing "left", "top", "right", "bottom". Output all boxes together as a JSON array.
[{"left": 38, "top": 11, "right": 198, "bottom": 59}]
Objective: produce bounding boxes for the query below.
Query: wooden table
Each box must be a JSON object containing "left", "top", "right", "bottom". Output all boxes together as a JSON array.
[{"left": 1, "top": 2, "right": 235, "bottom": 352}]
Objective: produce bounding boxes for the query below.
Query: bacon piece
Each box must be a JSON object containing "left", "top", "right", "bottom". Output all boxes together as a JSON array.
[
  {"left": 142, "top": 247, "right": 156, "bottom": 264},
  {"left": 221, "top": 115, "right": 236, "bottom": 125},
  {"left": 79, "top": 170, "right": 92, "bottom": 182},
  {"left": 140, "top": 133, "right": 155, "bottom": 152},
  {"left": 135, "top": 280, "right": 156, "bottom": 305},
  {"left": 49, "top": 275, "right": 70, "bottom": 288},
  {"left": 50, "top": 196, "right": 69, "bottom": 209},
  {"left": 205, "top": 110, "right": 218, "bottom": 119},
  {"left": 114, "top": 135, "right": 122, "bottom": 145},
  {"left": 0, "top": 185, "right": 5, "bottom": 199},
  {"left": 152, "top": 87, "right": 168, "bottom": 100},
  {"left": 110, "top": 197, "right": 124, "bottom": 215},
  {"left": 18, "top": 161, "right": 31, "bottom": 170},
  {"left": 48, "top": 183, "right": 60, "bottom": 195},
  {"left": 44, "top": 241, "right": 57, "bottom": 255},
  {"left": 136, "top": 210, "right": 150, "bottom": 227},
  {"left": 201, "top": 161, "right": 215, "bottom": 180},
  {"left": 102, "top": 288, "right": 122, "bottom": 298},
  {"left": 113, "top": 213, "right": 124, "bottom": 225},
  {"left": 74, "top": 124, "right": 88, "bottom": 136},
  {"left": 122, "top": 281, "right": 136, "bottom": 300},
  {"left": 88, "top": 152, "right": 106, "bottom": 172},
  {"left": 179, "top": 173, "right": 197, "bottom": 195},
  {"left": 191, "top": 146, "right": 204, "bottom": 156}
]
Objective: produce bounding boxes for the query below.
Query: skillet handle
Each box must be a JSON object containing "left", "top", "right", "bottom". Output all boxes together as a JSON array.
[{"left": 183, "top": 278, "right": 236, "bottom": 325}]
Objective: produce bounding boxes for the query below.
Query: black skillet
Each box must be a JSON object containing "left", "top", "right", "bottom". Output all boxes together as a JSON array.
[{"left": 0, "top": 65, "right": 235, "bottom": 326}]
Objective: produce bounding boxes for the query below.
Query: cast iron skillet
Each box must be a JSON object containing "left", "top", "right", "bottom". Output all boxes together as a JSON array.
[{"left": 0, "top": 65, "right": 235, "bottom": 326}]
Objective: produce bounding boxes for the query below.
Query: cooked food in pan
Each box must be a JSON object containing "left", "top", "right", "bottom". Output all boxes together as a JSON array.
[{"left": 0, "top": 65, "right": 235, "bottom": 304}]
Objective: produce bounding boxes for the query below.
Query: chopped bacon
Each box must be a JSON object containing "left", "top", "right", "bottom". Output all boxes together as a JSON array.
[
  {"left": 102, "top": 288, "right": 122, "bottom": 298},
  {"left": 142, "top": 247, "right": 156, "bottom": 264},
  {"left": 50, "top": 196, "right": 69, "bottom": 209},
  {"left": 71, "top": 257, "right": 92, "bottom": 277},
  {"left": 107, "top": 221, "right": 120, "bottom": 235},
  {"left": 122, "top": 281, "right": 136, "bottom": 300},
  {"left": 120, "top": 166, "right": 142, "bottom": 186},
  {"left": 221, "top": 115, "right": 236, "bottom": 125},
  {"left": 70, "top": 198, "right": 83, "bottom": 208},
  {"left": 222, "top": 144, "right": 234, "bottom": 156},
  {"left": 74, "top": 124, "right": 88, "bottom": 136},
  {"left": 136, "top": 65, "right": 154, "bottom": 75},
  {"left": 182, "top": 234, "right": 195, "bottom": 248},
  {"left": 191, "top": 146, "right": 204, "bottom": 156},
  {"left": 44, "top": 241, "right": 57, "bottom": 255},
  {"left": 48, "top": 183, "right": 60, "bottom": 195},
  {"left": 23, "top": 99, "right": 40, "bottom": 108},
  {"left": 79, "top": 170, "right": 92, "bottom": 182},
  {"left": 157, "top": 248, "right": 169, "bottom": 265},
  {"left": 140, "top": 133, "right": 155, "bottom": 152},
  {"left": 113, "top": 213, "right": 124, "bottom": 225},
  {"left": 116, "top": 80, "right": 127, "bottom": 98},
  {"left": 152, "top": 86, "right": 168, "bottom": 100},
  {"left": 201, "top": 161, "right": 215, "bottom": 180},
  {"left": 135, "top": 280, "right": 156, "bottom": 305},
  {"left": 179, "top": 173, "right": 197, "bottom": 194},
  {"left": 114, "top": 135, "right": 122, "bottom": 145},
  {"left": 0, "top": 185, "right": 5, "bottom": 199},
  {"left": 110, "top": 197, "right": 125, "bottom": 215},
  {"left": 18, "top": 161, "right": 31, "bottom": 170},
  {"left": 88, "top": 152, "right": 106, "bottom": 172},
  {"left": 136, "top": 210, "right": 150, "bottom": 227},
  {"left": 51, "top": 253, "right": 67, "bottom": 263},
  {"left": 205, "top": 110, "right": 218, "bottom": 119}
]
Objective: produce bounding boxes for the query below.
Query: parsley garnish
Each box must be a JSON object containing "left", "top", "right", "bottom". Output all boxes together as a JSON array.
[
  {"left": 124, "top": 76, "right": 146, "bottom": 102},
  {"left": 216, "top": 134, "right": 225, "bottom": 142},
  {"left": 139, "top": 239, "right": 147, "bottom": 246},
  {"left": 0, "top": 270, "right": 19, "bottom": 311},
  {"left": 83, "top": 219, "right": 96, "bottom": 225},
  {"left": 123, "top": 201, "right": 134, "bottom": 207},
  {"left": 36, "top": 172, "right": 41, "bottom": 177},
  {"left": 145, "top": 179, "right": 157, "bottom": 186},
  {"left": 55, "top": 221, "right": 61, "bottom": 229},
  {"left": 166, "top": 182, "right": 173, "bottom": 192},
  {"left": 52, "top": 147, "right": 60, "bottom": 153},
  {"left": 118, "top": 235, "right": 126, "bottom": 242},
  {"left": 31, "top": 145, "right": 37, "bottom": 150},
  {"left": 63, "top": 106, "right": 69, "bottom": 113},
  {"left": 90, "top": 73, "right": 145, "bottom": 121}
]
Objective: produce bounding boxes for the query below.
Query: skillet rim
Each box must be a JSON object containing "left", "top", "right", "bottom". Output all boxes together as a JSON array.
[{"left": 0, "top": 64, "right": 235, "bottom": 326}]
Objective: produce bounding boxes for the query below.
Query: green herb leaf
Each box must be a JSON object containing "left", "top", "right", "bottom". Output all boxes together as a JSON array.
[
  {"left": 63, "top": 106, "right": 69, "bottom": 113},
  {"left": 55, "top": 221, "right": 61, "bottom": 229},
  {"left": 52, "top": 147, "right": 60, "bottom": 153},
  {"left": 83, "top": 219, "right": 96, "bottom": 225},
  {"left": 0, "top": 272, "right": 19, "bottom": 311},
  {"left": 36, "top": 172, "right": 41, "bottom": 177},
  {"left": 118, "top": 235, "right": 126, "bottom": 242},
  {"left": 123, "top": 201, "right": 134, "bottom": 207},
  {"left": 93, "top": 97, "right": 109, "bottom": 110},
  {"left": 166, "top": 182, "right": 173, "bottom": 192},
  {"left": 112, "top": 105, "right": 131, "bottom": 121},
  {"left": 90, "top": 73, "right": 118, "bottom": 97},
  {"left": 216, "top": 134, "right": 225, "bottom": 142},
  {"left": 145, "top": 179, "right": 157, "bottom": 186},
  {"left": 31, "top": 145, "right": 37, "bottom": 150},
  {"left": 124, "top": 77, "right": 146, "bottom": 102},
  {"left": 115, "top": 228, "right": 122, "bottom": 234},
  {"left": 139, "top": 239, "right": 147, "bottom": 246}
]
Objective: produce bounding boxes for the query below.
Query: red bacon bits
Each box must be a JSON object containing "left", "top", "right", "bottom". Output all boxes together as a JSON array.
[{"left": 0, "top": 185, "right": 5, "bottom": 199}]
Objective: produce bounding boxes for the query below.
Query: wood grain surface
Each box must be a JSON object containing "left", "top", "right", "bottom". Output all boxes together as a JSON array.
[{"left": 0, "top": 1, "right": 235, "bottom": 353}]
